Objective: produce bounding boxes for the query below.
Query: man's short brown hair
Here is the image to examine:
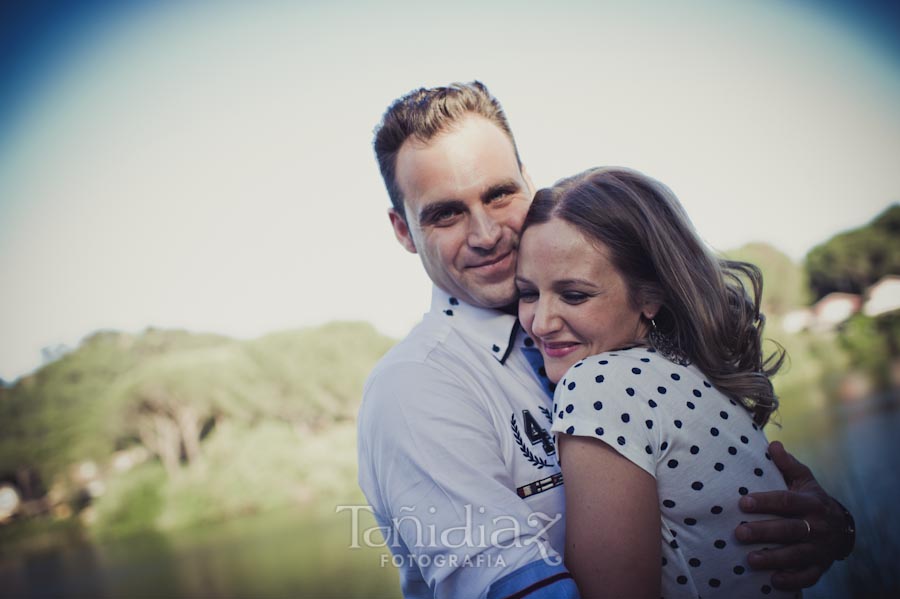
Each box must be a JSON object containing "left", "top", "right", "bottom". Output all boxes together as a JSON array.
[{"left": 373, "top": 81, "right": 522, "bottom": 220}]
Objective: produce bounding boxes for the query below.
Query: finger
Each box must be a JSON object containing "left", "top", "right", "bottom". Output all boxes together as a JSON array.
[
  {"left": 746, "top": 543, "right": 823, "bottom": 571},
  {"left": 771, "top": 565, "right": 827, "bottom": 591},
  {"left": 735, "top": 518, "right": 813, "bottom": 544},
  {"left": 769, "top": 441, "right": 814, "bottom": 487},
  {"left": 739, "top": 491, "right": 825, "bottom": 517}
]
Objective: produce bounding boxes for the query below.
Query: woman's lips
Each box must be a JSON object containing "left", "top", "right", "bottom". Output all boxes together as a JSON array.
[{"left": 541, "top": 341, "right": 581, "bottom": 359}]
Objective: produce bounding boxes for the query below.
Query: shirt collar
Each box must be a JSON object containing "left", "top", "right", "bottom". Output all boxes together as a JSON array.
[{"left": 429, "top": 286, "right": 521, "bottom": 364}]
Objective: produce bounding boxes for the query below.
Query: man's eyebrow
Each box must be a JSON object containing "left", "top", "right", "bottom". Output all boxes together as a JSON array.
[
  {"left": 419, "top": 200, "right": 465, "bottom": 223},
  {"left": 482, "top": 179, "right": 522, "bottom": 201}
]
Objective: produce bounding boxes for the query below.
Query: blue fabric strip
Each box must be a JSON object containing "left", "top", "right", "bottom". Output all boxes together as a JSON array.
[
  {"left": 521, "top": 346, "right": 555, "bottom": 399},
  {"left": 486, "top": 559, "right": 579, "bottom": 599}
]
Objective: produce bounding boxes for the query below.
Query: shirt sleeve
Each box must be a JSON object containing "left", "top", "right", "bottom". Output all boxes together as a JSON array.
[
  {"left": 358, "top": 360, "right": 578, "bottom": 599},
  {"left": 549, "top": 354, "right": 661, "bottom": 479}
]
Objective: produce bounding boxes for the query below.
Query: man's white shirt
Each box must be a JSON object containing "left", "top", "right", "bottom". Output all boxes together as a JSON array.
[{"left": 357, "top": 287, "right": 571, "bottom": 599}]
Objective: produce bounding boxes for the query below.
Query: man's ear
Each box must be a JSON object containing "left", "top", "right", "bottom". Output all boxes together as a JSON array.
[{"left": 388, "top": 208, "right": 417, "bottom": 254}]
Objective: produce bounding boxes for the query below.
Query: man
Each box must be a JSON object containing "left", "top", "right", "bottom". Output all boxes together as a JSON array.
[{"left": 357, "top": 82, "right": 854, "bottom": 599}]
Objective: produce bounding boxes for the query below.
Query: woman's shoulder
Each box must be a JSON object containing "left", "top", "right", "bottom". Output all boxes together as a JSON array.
[
  {"left": 562, "top": 347, "right": 699, "bottom": 385},
  {"left": 556, "top": 347, "right": 675, "bottom": 412},
  {"left": 558, "top": 347, "right": 719, "bottom": 413}
]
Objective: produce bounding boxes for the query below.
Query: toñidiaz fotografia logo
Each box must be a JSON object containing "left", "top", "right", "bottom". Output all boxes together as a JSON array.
[{"left": 335, "top": 504, "right": 563, "bottom": 566}]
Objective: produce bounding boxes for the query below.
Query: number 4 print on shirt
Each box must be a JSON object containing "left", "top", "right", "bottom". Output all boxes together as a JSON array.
[
  {"left": 511, "top": 410, "right": 556, "bottom": 470},
  {"left": 523, "top": 409, "right": 556, "bottom": 456}
]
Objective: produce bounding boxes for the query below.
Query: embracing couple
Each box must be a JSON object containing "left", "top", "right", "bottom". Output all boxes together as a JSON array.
[{"left": 357, "top": 82, "right": 854, "bottom": 598}]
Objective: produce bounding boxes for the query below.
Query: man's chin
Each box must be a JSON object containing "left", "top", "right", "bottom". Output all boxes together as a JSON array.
[{"left": 466, "top": 282, "right": 518, "bottom": 311}]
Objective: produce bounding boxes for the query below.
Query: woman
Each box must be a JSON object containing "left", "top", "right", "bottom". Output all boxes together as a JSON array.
[{"left": 515, "top": 167, "right": 794, "bottom": 598}]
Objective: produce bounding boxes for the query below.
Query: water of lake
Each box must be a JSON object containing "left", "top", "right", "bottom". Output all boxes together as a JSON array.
[
  {"left": 793, "top": 398, "right": 900, "bottom": 598},
  {"left": 1, "top": 401, "right": 897, "bottom": 598},
  {"left": 0, "top": 508, "right": 401, "bottom": 598}
]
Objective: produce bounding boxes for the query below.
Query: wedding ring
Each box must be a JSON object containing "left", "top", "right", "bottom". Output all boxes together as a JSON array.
[{"left": 801, "top": 518, "right": 811, "bottom": 540}]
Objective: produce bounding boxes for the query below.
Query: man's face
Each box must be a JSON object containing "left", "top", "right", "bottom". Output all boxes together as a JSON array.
[{"left": 389, "top": 115, "right": 535, "bottom": 309}]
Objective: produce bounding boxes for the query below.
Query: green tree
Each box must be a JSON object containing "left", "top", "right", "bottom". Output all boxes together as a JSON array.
[
  {"left": 838, "top": 313, "right": 900, "bottom": 385},
  {"left": 725, "top": 242, "right": 809, "bottom": 316},
  {"left": 805, "top": 204, "right": 900, "bottom": 301}
]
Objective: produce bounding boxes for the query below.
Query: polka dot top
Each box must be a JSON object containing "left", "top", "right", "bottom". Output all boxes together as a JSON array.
[{"left": 549, "top": 347, "right": 796, "bottom": 598}]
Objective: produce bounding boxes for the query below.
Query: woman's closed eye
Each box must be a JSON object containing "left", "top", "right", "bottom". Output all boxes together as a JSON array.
[
  {"left": 561, "top": 291, "right": 590, "bottom": 304},
  {"left": 517, "top": 288, "right": 538, "bottom": 303}
]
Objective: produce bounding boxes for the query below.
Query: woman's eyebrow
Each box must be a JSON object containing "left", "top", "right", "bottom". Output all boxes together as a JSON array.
[{"left": 554, "top": 278, "right": 601, "bottom": 289}]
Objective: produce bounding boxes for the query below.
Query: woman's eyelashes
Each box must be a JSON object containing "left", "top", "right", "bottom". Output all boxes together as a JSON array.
[
  {"left": 516, "top": 287, "right": 538, "bottom": 302},
  {"left": 516, "top": 288, "right": 593, "bottom": 304},
  {"left": 560, "top": 291, "right": 590, "bottom": 304}
]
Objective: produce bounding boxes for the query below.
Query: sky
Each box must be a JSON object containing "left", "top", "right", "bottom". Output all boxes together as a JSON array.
[{"left": 1, "top": 0, "right": 899, "bottom": 381}]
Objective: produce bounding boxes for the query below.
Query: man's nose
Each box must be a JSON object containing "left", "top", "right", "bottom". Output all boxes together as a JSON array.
[{"left": 467, "top": 208, "right": 502, "bottom": 251}]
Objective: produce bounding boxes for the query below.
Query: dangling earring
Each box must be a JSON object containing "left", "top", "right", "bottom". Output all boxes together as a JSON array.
[{"left": 648, "top": 318, "right": 690, "bottom": 366}]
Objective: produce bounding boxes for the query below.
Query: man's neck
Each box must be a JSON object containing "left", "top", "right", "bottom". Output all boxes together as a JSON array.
[{"left": 497, "top": 301, "right": 518, "bottom": 316}]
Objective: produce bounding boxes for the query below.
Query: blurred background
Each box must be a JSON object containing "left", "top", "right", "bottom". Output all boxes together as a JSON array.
[{"left": 0, "top": 0, "right": 898, "bottom": 597}]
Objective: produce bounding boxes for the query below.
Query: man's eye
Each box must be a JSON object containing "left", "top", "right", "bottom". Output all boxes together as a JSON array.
[
  {"left": 432, "top": 209, "right": 460, "bottom": 224},
  {"left": 487, "top": 190, "right": 516, "bottom": 206}
]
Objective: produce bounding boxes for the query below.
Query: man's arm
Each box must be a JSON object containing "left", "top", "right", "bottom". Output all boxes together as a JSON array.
[
  {"left": 735, "top": 440, "right": 855, "bottom": 590},
  {"left": 358, "top": 360, "right": 579, "bottom": 599}
]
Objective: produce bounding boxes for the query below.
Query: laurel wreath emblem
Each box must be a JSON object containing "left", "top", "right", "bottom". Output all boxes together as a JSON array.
[
  {"left": 511, "top": 413, "right": 553, "bottom": 470},
  {"left": 539, "top": 405, "right": 553, "bottom": 424}
]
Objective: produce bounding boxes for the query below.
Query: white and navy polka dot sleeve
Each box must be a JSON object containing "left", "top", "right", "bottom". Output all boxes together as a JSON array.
[
  {"left": 550, "top": 347, "right": 795, "bottom": 597},
  {"left": 549, "top": 350, "right": 663, "bottom": 478}
]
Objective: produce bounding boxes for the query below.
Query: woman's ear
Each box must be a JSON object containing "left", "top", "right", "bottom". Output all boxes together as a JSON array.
[{"left": 641, "top": 300, "right": 662, "bottom": 322}]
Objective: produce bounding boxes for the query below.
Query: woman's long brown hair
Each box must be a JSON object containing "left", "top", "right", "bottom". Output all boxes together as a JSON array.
[{"left": 524, "top": 167, "right": 784, "bottom": 426}]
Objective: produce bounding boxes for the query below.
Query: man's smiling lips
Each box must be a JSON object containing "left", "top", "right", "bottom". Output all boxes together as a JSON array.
[
  {"left": 467, "top": 251, "right": 514, "bottom": 277},
  {"left": 540, "top": 341, "right": 581, "bottom": 359}
]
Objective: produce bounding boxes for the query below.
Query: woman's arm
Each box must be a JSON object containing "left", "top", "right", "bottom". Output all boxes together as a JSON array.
[{"left": 559, "top": 434, "right": 661, "bottom": 599}]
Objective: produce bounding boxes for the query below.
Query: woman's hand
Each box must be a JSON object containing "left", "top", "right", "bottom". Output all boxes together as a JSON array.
[{"left": 735, "top": 441, "right": 855, "bottom": 590}]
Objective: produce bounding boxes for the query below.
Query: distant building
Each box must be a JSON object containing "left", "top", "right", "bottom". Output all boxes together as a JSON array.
[
  {"left": 812, "top": 292, "right": 862, "bottom": 331},
  {"left": 863, "top": 275, "right": 900, "bottom": 317},
  {"left": 782, "top": 275, "right": 899, "bottom": 333},
  {"left": 0, "top": 484, "right": 21, "bottom": 522},
  {"left": 782, "top": 308, "right": 814, "bottom": 334}
]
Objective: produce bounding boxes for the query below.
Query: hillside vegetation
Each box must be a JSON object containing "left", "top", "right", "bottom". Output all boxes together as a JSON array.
[{"left": 0, "top": 322, "right": 394, "bottom": 539}]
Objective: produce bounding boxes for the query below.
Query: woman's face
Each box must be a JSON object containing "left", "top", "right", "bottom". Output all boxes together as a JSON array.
[{"left": 516, "top": 218, "right": 654, "bottom": 383}]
